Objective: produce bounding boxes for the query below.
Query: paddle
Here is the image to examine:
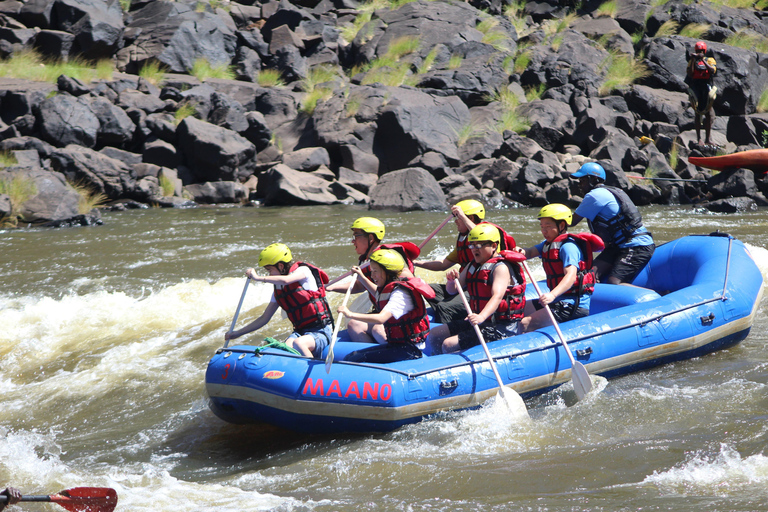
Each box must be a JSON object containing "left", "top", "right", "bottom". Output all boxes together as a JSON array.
[
  {"left": 327, "top": 213, "right": 453, "bottom": 287},
  {"left": 418, "top": 213, "right": 454, "bottom": 249},
  {"left": 325, "top": 274, "right": 358, "bottom": 373},
  {"left": 223, "top": 276, "right": 250, "bottom": 348},
  {"left": 0, "top": 487, "right": 117, "bottom": 512},
  {"left": 521, "top": 261, "right": 593, "bottom": 400},
  {"left": 454, "top": 280, "right": 529, "bottom": 418}
]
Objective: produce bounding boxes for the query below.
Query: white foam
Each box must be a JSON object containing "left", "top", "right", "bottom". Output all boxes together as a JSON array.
[{"left": 643, "top": 444, "right": 768, "bottom": 496}]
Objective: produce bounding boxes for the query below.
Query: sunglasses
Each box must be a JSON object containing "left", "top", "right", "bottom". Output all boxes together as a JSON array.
[
  {"left": 352, "top": 233, "right": 368, "bottom": 241},
  {"left": 468, "top": 242, "right": 494, "bottom": 249}
]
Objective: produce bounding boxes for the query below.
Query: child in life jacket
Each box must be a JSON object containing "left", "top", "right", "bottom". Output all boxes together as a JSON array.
[
  {"left": 327, "top": 216, "right": 420, "bottom": 343},
  {"left": 516, "top": 204, "right": 604, "bottom": 332},
  {"left": 337, "top": 249, "right": 435, "bottom": 364},
  {"left": 224, "top": 243, "right": 334, "bottom": 359},
  {"left": 428, "top": 224, "right": 526, "bottom": 354},
  {"left": 414, "top": 199, "right": 516, "bottom": 324}
]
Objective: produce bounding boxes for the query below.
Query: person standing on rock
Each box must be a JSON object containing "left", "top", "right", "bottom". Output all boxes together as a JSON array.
[
  {"left": 569, "top": 162, "right": 654, "bottom": 285},
  {"left": 686, "top": 40, "right": 717, "bottom": 147},
  {"left": 224, "top": 243, "right": 334, "bottom": 359},
  {"left": 414, "top": 199, "right": 516, "bottom": 324}
]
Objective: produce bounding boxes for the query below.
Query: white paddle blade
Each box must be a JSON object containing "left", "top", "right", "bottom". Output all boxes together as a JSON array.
[
  {"left": 497, "top": 386, "right": 529, "bottom": 420},
  {"left": 572, "top": 362, "right": 593, "bottom": 400}
]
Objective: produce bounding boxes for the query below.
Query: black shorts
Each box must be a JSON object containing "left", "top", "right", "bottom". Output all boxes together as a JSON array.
[
  {"left": 688, "top": 81, "right": 715, "bottom": 113},
  {"left": 595, "top": 244, "right": 655, "bottom": 284},
  {"left": 531, "top": 299, "right": 589, "bottom": 323},
  {"left": 446, "top": 319, "right": 519, "bottom": 350}
]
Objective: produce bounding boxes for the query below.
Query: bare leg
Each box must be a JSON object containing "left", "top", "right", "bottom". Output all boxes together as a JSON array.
[
  {"left": 704, "top": 112, "right": 713, "bottom": 145},
  {"left": 286, "top": 334, "right": 315, "bottom": 358},
  {"left": 523, "top": 308, "right": 553, "bottom": 332},
  {"left": 428, "top": 324, "right": 450, "bottom": 355},
  {"left": 346, "top": 319, "right": 375, "bottom": 343},
  {"left": 441, "top": 334, "right": 461, "bottom": 354}
]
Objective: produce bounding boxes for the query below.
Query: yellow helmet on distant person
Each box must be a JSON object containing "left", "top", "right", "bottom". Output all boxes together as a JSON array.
[
  {"left": 351, "top": 217, "right": 385, "bottom": 241},
  {"left": 467, "top": 224, "right": 500, "bottom": 244},
  {"left": 259, "top": 243, "right": 292, "bottom": 267},
  {"left": 369, "top": 248, "right": 405, "bottom": 273},
  {"left": 537, "top": 203, "right": 572, "bottom": 226},
  {"left": 455, "top": 199, "right": 486, "bottom": 220}
]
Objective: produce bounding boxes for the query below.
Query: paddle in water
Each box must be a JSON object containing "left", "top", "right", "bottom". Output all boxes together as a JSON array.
[
  {"left": 0, "top": 487, "right": 118, "bottom": 512},
  {"left": 521, "top": 261, "right": 593, "bottom": 400},
  {"left": 325, "top": 274, "right": 358, "bottom": 373},
  {"left": 454, "top": 281, "right": 529, "bottom": 419}
]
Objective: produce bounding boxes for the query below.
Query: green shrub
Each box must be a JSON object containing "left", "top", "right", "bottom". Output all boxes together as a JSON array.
[
  {"left": 159, "top": 174, "right": 176, "bottom": 197},
  {"left": 0, "top": 174, "right": 37, "bottom": 226}
]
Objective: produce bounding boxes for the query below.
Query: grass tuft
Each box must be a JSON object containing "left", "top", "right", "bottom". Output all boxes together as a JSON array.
[
  {"left": 0, "top": 173, "right": 37, "bottom": 226},
  {"left": 0, "top": 151, "right": 18, "bottom": 169},
  {"left": 654, "top": 19, "right": 679, "bottom": 37},
  {"left": 0, "top": 50, "right": 114, "bottom": 83},
  {"left": 257, "top": 69, "right": 285, "bottom": 88},
  {"left": 190, "top": 58, "right": 235, "bottom": 81},
  {"left": 139, "top": 60, "right": 167, "bottom": 86},
  {"left": 599, "top": 51, "right": 650, "bottom": 96},
  {"left": 679, "top": 23, "right": 710, "bottom": 39},
  {"left": 725, "top": 29, "right": 768, "bottom": 54},
  {"left": 70, "top": 182, "right": 107, "bottom": 214},
  {"left": 595, "top": 0, "right": 618, "bottom": 18},
  {"left": 174, "top": 101, "right": 197, "bottom": 125},
  {"left": 758, "top": 89, "right": 768, "bottom": 113}
]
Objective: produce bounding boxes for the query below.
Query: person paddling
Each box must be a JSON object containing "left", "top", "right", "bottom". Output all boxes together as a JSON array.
[
  {"left": 516, "top": 204, "right": 604, "bottom": 332},
  {"left": 224, "top": 243, "right": 333, "bottom": 359},
  {"left": 428, "top": 224, "right": 526, "bottom": 354},
  {"left": 414, "top": 199, "right": 516, "bottom": 324},
  {"left": 327, "top": 217, "right": 419, "bottom": 343},
  {"left": 570, "top": 162, "right": 654, "bottom": 285},
  {"left": 338, "top": 249, "right": 435, "bottom": 363}
]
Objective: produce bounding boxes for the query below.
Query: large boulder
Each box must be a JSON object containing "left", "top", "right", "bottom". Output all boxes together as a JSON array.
[
  {"left": 34, "top": 93, "right": 100, "bottom": 148},
  {"left": 116, "top": 1, "right": 237, "bottom": 74},
  {"left": 1, "top": 167, "right": 81, "bottom": 224},
  {"left": 184, "top": 181, "right": 248, "bottom": 204},
  {"left": 87, "top": 96, "right": 137, "bottom": 149},
  {"left": 369, "top": 167, "right": 447, "bottom": 211},
  {"left": 50, "top": 145, "right": 137, "bottom": 200},
  {"left": 176, "top": 117, "right": 257, "bottom": 182},
  {"left": 373, "top": 86, "right": 470, "bottom": 172},
  {"left": 257, "top": 163, "right": 341, "bottom": 206},
  {"left": 50, "top": 0, "right": 124, "bottom": 61}
]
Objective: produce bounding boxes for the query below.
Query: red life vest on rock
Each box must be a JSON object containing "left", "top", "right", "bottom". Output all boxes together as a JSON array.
[
  {"left": 465, "top": 250, "right": 527, "bottom": 323},
  {"left": 541, "top": 233, "right": 603, "bottom": 298},
  {"left": 455, "top": 222, "right": 516, "bottom": 269},
  {"left": 375, "top": 277, "right": 435, "bottom": 344},
  {"left": 273, "top": 262, "right": 333, "bottom": 331}
]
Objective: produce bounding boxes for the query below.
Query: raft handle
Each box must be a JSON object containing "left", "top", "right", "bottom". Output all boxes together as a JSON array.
[
  {"left": 700, "top": 312, "right": 715, "bottom": 326},
  {"left": 576, "top": 347, "right": 593, "bottom": 358},
  {"left": 439, "top": 379, "right": 459, "bottom": 395}
]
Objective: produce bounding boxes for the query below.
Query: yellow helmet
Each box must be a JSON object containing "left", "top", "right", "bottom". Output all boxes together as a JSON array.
[
  {"left": 259, "top": 243, "right": 292, "bottom": 267},
  {"left": 369, "top": 248, "right": 405, "bottom": 273},
  {"left": 351, "top": 217, "right": 385, "bottom": 241},
  {"left": 455, "top": 199, "right": 486, "bottom": 220},
  {"left": 467, "top": 224, "right": 500, "bottom": 244},
  {"left": 538, "top": 203, "right": 572, "bottom": 226}
]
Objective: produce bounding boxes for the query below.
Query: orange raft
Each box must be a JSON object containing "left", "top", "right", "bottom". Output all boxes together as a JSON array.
[{"left": 688, "top": 148, "right": 768, "bottom": 173}]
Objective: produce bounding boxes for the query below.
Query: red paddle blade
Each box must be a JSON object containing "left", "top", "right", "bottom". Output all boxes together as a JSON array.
[{"left": 51, "top": 488, "right": 117, "bottom": 512}]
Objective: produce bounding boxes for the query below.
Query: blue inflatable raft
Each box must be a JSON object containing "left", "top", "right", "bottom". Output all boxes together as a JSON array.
[{"left": 205, "top": 234, "right": 764, "bottom": 433}]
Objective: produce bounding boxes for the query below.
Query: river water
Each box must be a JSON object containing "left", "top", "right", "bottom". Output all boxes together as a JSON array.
[{"left": 1, "top": 205, "right": 767, "bottom": 512}]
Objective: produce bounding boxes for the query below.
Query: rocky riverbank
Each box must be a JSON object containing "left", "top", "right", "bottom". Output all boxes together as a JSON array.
[{"left": 1, "top": 0, "right": 768, "bottom": 227}]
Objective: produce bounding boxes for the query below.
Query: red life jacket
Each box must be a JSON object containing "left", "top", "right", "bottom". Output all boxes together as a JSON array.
[
  {"left": 375, "top": 277, "right": 435, "bottom": 345},
  {"left": 465, "top": 250, "right": 527, "bottom": 322},
  {"left": 691, "top": 58, "right": 712, "bottom": 80},
  {"left": 455, "top": 222, "right": 517, "bottom": 269},
  {"left": 273, "top": 262, "right": 333, "bottom": 331},
  {"left": 541, "top": 233, "right": 603, "bottom": 298}
]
